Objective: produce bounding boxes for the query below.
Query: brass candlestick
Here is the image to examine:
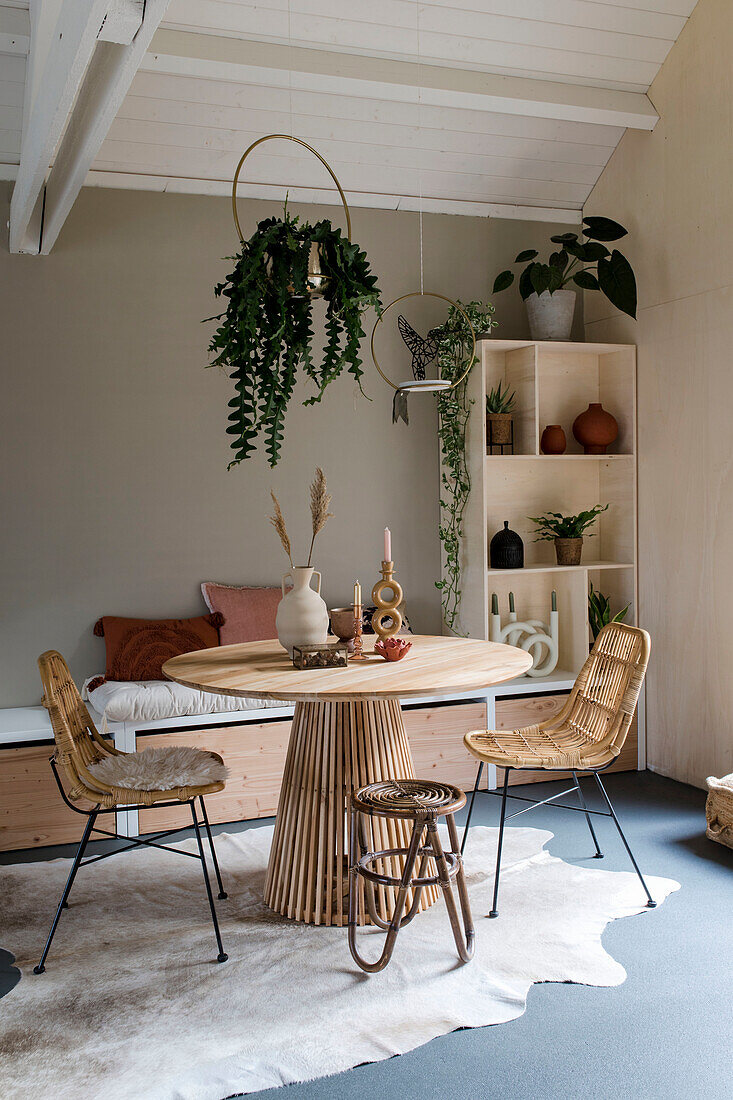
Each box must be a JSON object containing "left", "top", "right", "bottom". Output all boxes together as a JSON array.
[
  {"left": 350, "top": 603, "right": 368, "bottom": 661},
  {"left": 371, "top": 561, "right": 403, "bottom": 640}
]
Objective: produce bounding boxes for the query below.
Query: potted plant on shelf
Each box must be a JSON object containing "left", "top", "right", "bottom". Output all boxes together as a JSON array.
[
  {"left": 486, "top": 382, "right": 516, "bottom": 452},
  {"left": 588, "top": 582, "right": 629, "bottom": 643},
  {"left": 491, "top": 216, "right": 637, "bottom": 341},
  {"left": 207, "top": 211, "right": 381, "bottom": 468},
  {"left": 529, "top": 504, "right": 609, "bottom": 566}
]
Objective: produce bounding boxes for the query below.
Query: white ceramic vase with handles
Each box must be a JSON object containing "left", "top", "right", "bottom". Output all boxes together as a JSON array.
[{"left": 276, "top": 566, "right": 329, "bottom": 656}]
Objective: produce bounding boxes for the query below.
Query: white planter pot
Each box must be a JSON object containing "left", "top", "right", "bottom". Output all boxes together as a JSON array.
[
  {"left": 525, "top": 289, "right": 576, "bottom": 341},
  {"left": 275, "top": 566, "right": 329, "bottom": 656}
]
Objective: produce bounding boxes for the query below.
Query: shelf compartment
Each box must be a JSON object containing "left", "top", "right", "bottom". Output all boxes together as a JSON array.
[
  {"left": 483, "top": 343, "right": 536, "bottom": 455},
  {"left": 485, "top": 456, "right": 635, "bottom": 567},
  {"left": 536, "top": 345, "right": 635, "bottom": 456},
  {"left": 487, "top": 569, "right": 588, "bottom": 679}
]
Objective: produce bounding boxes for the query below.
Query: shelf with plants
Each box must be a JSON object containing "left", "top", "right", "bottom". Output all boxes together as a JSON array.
[{"left": 440, "top": 336, "right": 641, "bottom": 773}]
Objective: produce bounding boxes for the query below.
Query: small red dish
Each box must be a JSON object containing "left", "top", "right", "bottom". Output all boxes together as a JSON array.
[{"left": 375, "top": 637, "right": 412, "bottom": 662}]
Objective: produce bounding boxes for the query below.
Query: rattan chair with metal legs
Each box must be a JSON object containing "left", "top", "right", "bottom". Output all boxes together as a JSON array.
[
  {"left": 348, "top": 779, "right": 475, "bottom": 973},
  {"left": 33, "top": 651, "right": 230, "bottom": 972},
  {"left": 461, "top": 622, "right": 656, "bottom": 916}
]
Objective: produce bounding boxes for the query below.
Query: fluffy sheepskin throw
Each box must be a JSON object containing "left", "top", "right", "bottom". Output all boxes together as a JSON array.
[{"left": 88, "top": 746, "right": 229, "bottom": 791}]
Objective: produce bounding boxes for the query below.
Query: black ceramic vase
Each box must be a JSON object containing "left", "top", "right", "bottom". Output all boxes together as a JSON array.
[{"left": 490, "top": 521, "right": 524, "bottom": 569}]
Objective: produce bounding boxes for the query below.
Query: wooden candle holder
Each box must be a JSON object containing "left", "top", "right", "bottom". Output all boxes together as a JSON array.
[
  {"left": 371, "top": 561, "right": 403, "bottom": 640},
  {"left": 350, "top": 604, "right": 369, "bottom": 661}
]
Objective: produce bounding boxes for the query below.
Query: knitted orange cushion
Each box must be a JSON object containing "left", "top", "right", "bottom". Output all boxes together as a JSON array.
[{"left": 93, "top": 614, "right": 223, "bottom": 681}]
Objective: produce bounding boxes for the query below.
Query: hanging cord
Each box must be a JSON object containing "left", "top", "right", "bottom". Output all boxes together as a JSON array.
[{"left": 417, "top": 0, "right": 424, "bottom": 296}]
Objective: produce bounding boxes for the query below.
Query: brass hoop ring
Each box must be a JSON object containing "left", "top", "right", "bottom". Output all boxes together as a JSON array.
[
  {"left": 231, "top": 134, "right": 352, "bottom": 244},
  {"left": 370, "top": 292, "right": 476, "bottom": 392}
]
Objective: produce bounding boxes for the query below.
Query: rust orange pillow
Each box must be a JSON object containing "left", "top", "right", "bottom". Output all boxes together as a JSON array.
[{"left": 93, "top": 614, "right": 224, "bottom": 681}]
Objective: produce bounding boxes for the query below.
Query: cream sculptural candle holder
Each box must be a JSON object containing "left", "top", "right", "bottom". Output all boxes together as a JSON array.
[
  {"left": 490, "top": 590, "right": 559, "bottom": 678},
  {"left": 371, "top": 561, "right": 403, "bottom": 641}
]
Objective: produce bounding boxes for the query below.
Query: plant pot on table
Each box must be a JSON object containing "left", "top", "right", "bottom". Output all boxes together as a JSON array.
[{"left": 554, "top": 537, "right": 584, "bottom": 566}]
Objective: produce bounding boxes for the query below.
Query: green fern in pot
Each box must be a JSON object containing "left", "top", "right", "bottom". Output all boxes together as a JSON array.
[{"left": 207, "top": 212, "right": 381, "bottom": 468}]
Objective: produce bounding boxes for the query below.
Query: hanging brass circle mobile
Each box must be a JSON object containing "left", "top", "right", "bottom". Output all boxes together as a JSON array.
[
  {"left": 231, "top": 134, "right": 352, "bottom": 243},
  {"left": 370, "top": 292, "right": 476, "bottom": 394}
]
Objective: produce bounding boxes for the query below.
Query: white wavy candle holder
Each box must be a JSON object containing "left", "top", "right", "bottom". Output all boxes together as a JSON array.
[{"left": 490, "top": 591, "right": 559, "bottom": 678}]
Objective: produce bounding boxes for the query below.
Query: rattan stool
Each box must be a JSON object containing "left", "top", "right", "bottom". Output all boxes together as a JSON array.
[{"left": 348, "top": 779, "right": 475, "bottom": 973}]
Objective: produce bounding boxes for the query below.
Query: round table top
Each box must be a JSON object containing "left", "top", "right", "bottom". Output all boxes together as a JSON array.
[{"left": 163, "top": 634, "right": 532, "bottom": 703}]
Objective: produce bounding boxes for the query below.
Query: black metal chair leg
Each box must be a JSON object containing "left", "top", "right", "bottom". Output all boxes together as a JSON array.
[
  {"left": 460, "top": 761, "right": 484, "bottom": 856},
  {"left": 572, "top": 771, "right": 603, "bottom": 858},
  {"left": 489, "top": 767, "right": 510, "bottom": 918},
  {"left": 34, "top": 811, "right": 98, "bottom": 974},
  {"left": 189, "top": 802, "right": 229, "bottom": 962},
  {"left": 198, "top": 796, "right": 227, "bottom": 899},
  {"left": 593, "top": 773, "right": 656, "bottom": 908}
]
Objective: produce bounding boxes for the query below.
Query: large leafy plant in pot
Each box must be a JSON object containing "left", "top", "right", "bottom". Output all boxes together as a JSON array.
[
  {"left": 492, "top": 216, "right": 637, "bottom": 341},
  {"left": 207, "top": 211, "right": 381, "bottom": 468}
]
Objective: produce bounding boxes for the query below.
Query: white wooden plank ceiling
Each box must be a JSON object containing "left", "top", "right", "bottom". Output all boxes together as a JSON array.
[{"left": 1, "top": 0, "right": 699, "bottom": 251}]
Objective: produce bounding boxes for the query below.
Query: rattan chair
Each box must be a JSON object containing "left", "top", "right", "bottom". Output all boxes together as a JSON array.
[
  {"left": 461, "top": 622, "right": 655, "bottom": 915},
  {"left": 33, "top": 650, "right": 230, "bottom": 972}
]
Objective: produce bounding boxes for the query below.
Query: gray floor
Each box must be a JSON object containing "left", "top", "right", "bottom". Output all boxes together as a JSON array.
[{"left": 2, "top": 771, "right": 732, "bottom": 1099}]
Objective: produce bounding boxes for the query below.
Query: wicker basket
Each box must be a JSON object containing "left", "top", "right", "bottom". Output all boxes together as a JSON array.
[{"left": 705, "top": 774, "right": 733, "bottom": 849}]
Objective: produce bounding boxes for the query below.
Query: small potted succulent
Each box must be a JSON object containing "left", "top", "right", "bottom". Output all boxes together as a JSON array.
[
  {"left": 588, "top": 582, "right": 629, "bottom": 642},
  {"left": 491, "top": 216, "right": 637, "bottom": 341},
  {"left": 529, "top": 504, "right": 608, "bottom": 566},
  {"left": 486, "top": 382, "right": 516, "bottom": 451}
]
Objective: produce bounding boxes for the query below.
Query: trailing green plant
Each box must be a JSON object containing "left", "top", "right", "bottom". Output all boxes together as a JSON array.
[
  {"left": 588, "top": 581, "right": 630, "bottom": 640},
  {"left": 486, "top": 382, "right": 516, "bottom": 415},
  {"left": 207, "top": 212, "right": 381, "bottom": 468},
  {"left": 492, "top": 216, "right": 637, "bottom": 319},
  {"left": 434, "top": 300, "right": 499, "bottom": 634},
  {"left": 529, "top": 504, "right": 609, "bottom": 541}
]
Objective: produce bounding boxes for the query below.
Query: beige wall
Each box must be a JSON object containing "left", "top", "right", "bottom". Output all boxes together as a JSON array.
[
  {"left": 584, "top": 0, "right": 733, "bottom": 788},
  {"left": 1, "top": 184, "right": 579, "bottom": 707}
]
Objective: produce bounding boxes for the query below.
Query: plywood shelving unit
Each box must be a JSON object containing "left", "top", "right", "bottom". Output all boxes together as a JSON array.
[{"left": 441, "top": 338, "right": 642, "bottom": 772}]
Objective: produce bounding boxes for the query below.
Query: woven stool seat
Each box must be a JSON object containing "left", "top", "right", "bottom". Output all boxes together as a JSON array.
[
  {"left": 348, "top": 777, "right": 474, "bottom": 974},
  {"left": 352, "top": 778, "right": 466, "bottom": 819}
]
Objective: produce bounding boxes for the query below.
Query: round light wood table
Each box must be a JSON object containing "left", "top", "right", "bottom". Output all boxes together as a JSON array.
[{"left": 163, "top": 635, "right": 531, "bottom": 926}]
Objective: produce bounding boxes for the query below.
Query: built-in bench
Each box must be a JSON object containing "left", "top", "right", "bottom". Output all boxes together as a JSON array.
[{"left": 0, "top": 679, "right": 637, "bottom": 852}]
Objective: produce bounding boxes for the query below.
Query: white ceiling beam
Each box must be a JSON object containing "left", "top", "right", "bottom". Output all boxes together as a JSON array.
[
  {"left": 98, "top": 0, "right": 144, "bottom": 45},
  {"left": 80, "top": 167, "right": 583, "bottom": 224},
  {"left": 38, "top": 0, "right": 170, "bottom": 254},
  {"left": 8, "top": 0, "right": 110, "bottom": 253},
  {"left": 144, "top": 32, "right": 659, "bottom": 132},
  {"left": 9, "top": 0, "right": 169, "bottom": 255}
]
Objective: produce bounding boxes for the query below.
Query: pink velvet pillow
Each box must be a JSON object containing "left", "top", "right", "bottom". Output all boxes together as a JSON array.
[{"left": 201, "top": 582, "right": 282, "bottom": 644}]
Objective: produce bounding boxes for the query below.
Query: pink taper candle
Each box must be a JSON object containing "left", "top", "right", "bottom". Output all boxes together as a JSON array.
[{"left": 384, "top": 527, "right": 392, "bottom": 562}]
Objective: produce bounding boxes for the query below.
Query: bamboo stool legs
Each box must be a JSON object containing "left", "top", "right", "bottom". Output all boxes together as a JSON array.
[{"left": 347, "top": 780, "right": 475, "bottom": 974}]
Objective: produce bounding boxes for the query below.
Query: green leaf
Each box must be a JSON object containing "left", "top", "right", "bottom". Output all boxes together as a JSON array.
[
  {"left": 550, "top": 233, "right": 578, "bottom": 244},
  {"left": 514, "top": 249, "right": 538, "bottom": 263},
  {"left": 530, "top": 263, "right": 552, "bottom": 296},
  {"left": 576, "top": 241, "right": 610, "bottom": 262},
  {"left": 518, "top": 265, "right": 535, "bottom": 301},
  {"left": 597, "top": 250, "right": 637, "bottom": 318},
  {"left": 492, "top": 269, "right": 514, "bottom": 294},
  {"left": 549, "top": 249, "right": 568, "bottom": 271},
  {"left": 582, "top": 216, "right": 628, "bottom": 242},
  {"left": 573, "top": 270, "right": 600, "bottom": 291}
]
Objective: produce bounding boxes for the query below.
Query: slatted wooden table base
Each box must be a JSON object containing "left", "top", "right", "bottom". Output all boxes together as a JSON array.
[
  {"left": 264, "top": 698, "right": 438, "bottom": 926},
  {"left": 163, "top": 635, "right": 532, "bottom": 926}
]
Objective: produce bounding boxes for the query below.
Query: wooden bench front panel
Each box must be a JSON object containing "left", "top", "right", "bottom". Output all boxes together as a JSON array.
[
  {"left": 494, "top": 693, "right": 638, "bottom": 785},
  {"left": 0, "top": 744, "right": 85, "bottom": 851}
]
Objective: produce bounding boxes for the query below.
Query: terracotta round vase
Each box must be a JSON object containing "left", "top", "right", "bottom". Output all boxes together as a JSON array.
[
  {"left": 555, "top": 537, "right": 583, "bottom": 566},
  {"left": 572, "top": 402, "right": 618, "bottom": 454},
  {"left": 540, "top": 424, "right": 567, "bottom": 455}
]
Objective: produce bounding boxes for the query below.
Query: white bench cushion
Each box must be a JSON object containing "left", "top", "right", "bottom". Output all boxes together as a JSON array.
[{"left": 83, "top": 677, "right": 284, "bottom": 724}]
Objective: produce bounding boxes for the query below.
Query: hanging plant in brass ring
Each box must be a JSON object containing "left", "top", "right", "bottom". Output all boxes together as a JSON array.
[
  {"left": 231, "top": 134, "right": 352, "bottom": 299},
  {"left": 371, "top": 292, "right": 477, "bottom": 393}
]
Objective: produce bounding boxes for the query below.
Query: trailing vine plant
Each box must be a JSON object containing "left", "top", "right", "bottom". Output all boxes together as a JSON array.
[
  {"left": 206, "top": 212, "right": 381, "bottom": 468},
  {"left": 434, "top": 300, "right": 498, "bottom": 634}
]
